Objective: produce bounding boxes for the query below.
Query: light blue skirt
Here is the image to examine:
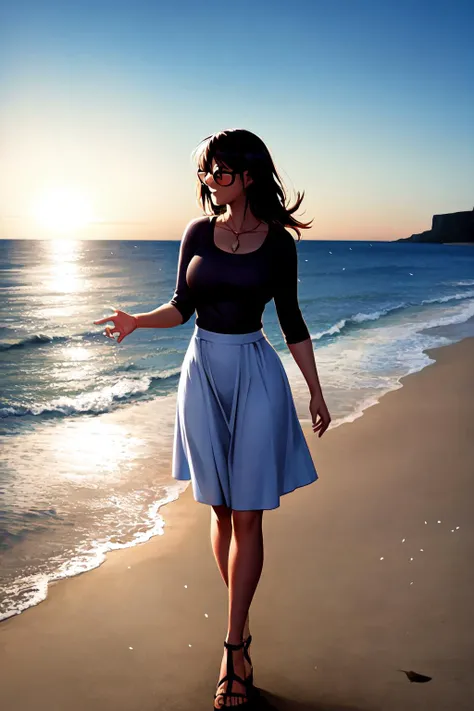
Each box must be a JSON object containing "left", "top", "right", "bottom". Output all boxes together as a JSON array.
[{"left": 171, "top": 325, "right": 318, "bottom": 510}]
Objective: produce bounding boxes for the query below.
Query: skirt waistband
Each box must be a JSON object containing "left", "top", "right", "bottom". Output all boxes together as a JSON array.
[{"left": 193, "top": 325, "right": 266, "bottom": 345}]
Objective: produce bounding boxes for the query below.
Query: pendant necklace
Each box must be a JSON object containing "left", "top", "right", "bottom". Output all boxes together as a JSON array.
[{"left": 218, "top": 216, "right": 263, "bottom": 252}]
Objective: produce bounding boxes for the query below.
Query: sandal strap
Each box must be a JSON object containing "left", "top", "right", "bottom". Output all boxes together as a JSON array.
[
  {"left": 216, "top": 671, "right": 247, "bottom": 686},
  {"left": 223, "top": 639, "right": 244, "bottom": 651},
  {"left": 214, "top": 640, "right": 252, "bottom": 704},
  {"left": 243, "top": 634, "right": 252, "bottom": 666}
]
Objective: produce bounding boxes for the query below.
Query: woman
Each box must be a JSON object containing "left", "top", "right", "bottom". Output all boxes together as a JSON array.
[{"left": 94, "top": 128, "right": 331, "bottom": 708}]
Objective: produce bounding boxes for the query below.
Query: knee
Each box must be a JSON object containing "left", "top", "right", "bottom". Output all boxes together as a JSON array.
[
  {"left": 211, "top": 504, "right": 232, "bottom": 524},
  {"left": 231, "top": 510, "right": 263, "bottom": 534}
]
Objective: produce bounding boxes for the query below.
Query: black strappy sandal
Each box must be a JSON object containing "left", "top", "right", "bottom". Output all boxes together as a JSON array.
[
  {"left": 243, "top": 634, "right": 255, "bottom": 690},
  {"left": 213, "top": 639, "right": 254, "bottom": 708}
]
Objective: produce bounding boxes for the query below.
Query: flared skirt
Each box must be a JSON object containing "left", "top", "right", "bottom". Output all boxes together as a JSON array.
[{"left": 171, "top": 325, "right": 318, "bottom": 510}]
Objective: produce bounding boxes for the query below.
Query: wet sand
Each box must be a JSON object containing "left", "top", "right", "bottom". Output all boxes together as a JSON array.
[{"left": 1, "top": 337, "right": 473, "bottom": 710}]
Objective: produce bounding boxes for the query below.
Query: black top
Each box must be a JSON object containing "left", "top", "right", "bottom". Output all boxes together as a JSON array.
[{"left": 169, "top": 215, "right": 310, "bottom": 345}]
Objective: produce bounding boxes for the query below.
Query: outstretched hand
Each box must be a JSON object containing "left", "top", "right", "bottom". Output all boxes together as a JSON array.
[
  {"left": 309, "top": 392, "right": 331, "bottom": 437},
  {"left": 93, "top": 307, "right": 137, "bottom": 344}
]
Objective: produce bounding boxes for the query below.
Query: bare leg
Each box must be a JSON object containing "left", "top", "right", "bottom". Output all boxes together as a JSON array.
[
  {"left": 210, "top": 505, "right": 250, "bottom": 638},
  {"left": 213, "top": 509, "right": 264, "bottom": 707},
  {"left": 226, "top": 510, "right": 263, "bottom": 644}
]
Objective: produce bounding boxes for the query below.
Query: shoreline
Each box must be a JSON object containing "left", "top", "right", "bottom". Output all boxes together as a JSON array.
[
  {"left": 1, "top": 335, "right": 474, "bottom": 709},
  {"left": 0, "top": 331, "right": 461, "bottom": 626},
  {"left": 0, "top": 335, "right": 472, "bottom": 602},
  {"left": 0, "top": 333, "right": 464, "bottom": 624}
]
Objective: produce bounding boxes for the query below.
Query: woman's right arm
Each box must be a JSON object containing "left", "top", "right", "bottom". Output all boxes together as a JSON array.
[
  {"left": 132, "top": 302, "right": 184, "bottom": 329},
  {"left": 133, "top": 219, "right": 198, "bottom": 329}
]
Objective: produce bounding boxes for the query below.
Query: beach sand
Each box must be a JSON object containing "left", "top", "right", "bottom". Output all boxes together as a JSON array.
[{"left": 1, "top": 337, "right": 473, "bottom": 710}]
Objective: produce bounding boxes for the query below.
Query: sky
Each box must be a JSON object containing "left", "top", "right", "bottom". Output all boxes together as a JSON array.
[{"left": 1, "top": 0, "right": 473, "bottom": 241}]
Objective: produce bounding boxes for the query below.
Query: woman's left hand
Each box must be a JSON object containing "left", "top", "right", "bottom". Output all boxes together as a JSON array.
[{"left": 309, "top": 392, "right": 331, "bottom": 437}]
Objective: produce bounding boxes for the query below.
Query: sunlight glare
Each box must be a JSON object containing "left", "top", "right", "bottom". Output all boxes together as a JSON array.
[{"left": 32, "top": 187, "right": 95, "bottom": 233}]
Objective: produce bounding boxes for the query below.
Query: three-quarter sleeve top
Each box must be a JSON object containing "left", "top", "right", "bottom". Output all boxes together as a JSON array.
[{"left": 169, "top": 215, "right": 310, "bottom": 345}]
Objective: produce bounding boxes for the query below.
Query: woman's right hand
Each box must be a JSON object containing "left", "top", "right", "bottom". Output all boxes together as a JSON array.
[{"left": 93, "top": 307, "right": 137, "bottom": 344}]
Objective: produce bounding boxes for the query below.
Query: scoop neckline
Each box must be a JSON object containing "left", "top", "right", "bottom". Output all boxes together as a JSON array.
[{"left": 210, "top": 215, "right": 271, "bottom": 256}]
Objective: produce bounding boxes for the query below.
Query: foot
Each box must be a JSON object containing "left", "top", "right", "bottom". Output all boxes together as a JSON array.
[{"left": 214, "top": 642, "right": 249, "bottom": 708}]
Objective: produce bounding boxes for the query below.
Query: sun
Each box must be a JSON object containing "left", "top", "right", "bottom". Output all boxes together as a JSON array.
[{"left": 32, "top": 187, "right": 95, "bottom": 233}]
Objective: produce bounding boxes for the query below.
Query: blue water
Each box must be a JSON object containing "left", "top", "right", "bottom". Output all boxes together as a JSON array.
[{"left": 1, "top": 236, "right": 474, "bottom": 622}]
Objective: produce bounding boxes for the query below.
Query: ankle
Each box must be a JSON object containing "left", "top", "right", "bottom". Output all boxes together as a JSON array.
[{"left": 225, "top": 634, "right": 244, "bottom": 646}]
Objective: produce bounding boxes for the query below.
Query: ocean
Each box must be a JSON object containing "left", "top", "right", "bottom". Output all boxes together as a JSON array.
[{"left": 1, "top": 235, "right": 474, "bottom": 622}]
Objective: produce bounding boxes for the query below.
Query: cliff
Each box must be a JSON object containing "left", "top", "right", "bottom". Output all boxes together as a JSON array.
[{"left": 395, "top": 208, "right": 474, "bottom": 243}]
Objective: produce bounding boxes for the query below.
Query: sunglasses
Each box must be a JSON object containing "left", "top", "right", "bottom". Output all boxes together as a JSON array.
[{"left": 197, "top": 167, "right": 237, "bottom": 187}]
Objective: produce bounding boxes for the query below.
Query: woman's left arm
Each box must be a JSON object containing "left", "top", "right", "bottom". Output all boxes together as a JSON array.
[
  {"left": 273, "top": 231, "right": 331, "bottom": 435},
  {"left": 273, "top": 230, "right": 321, "bottom": 394},
  {"left": 287, "top": 338, "right": 322, "bottom": 398}
]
